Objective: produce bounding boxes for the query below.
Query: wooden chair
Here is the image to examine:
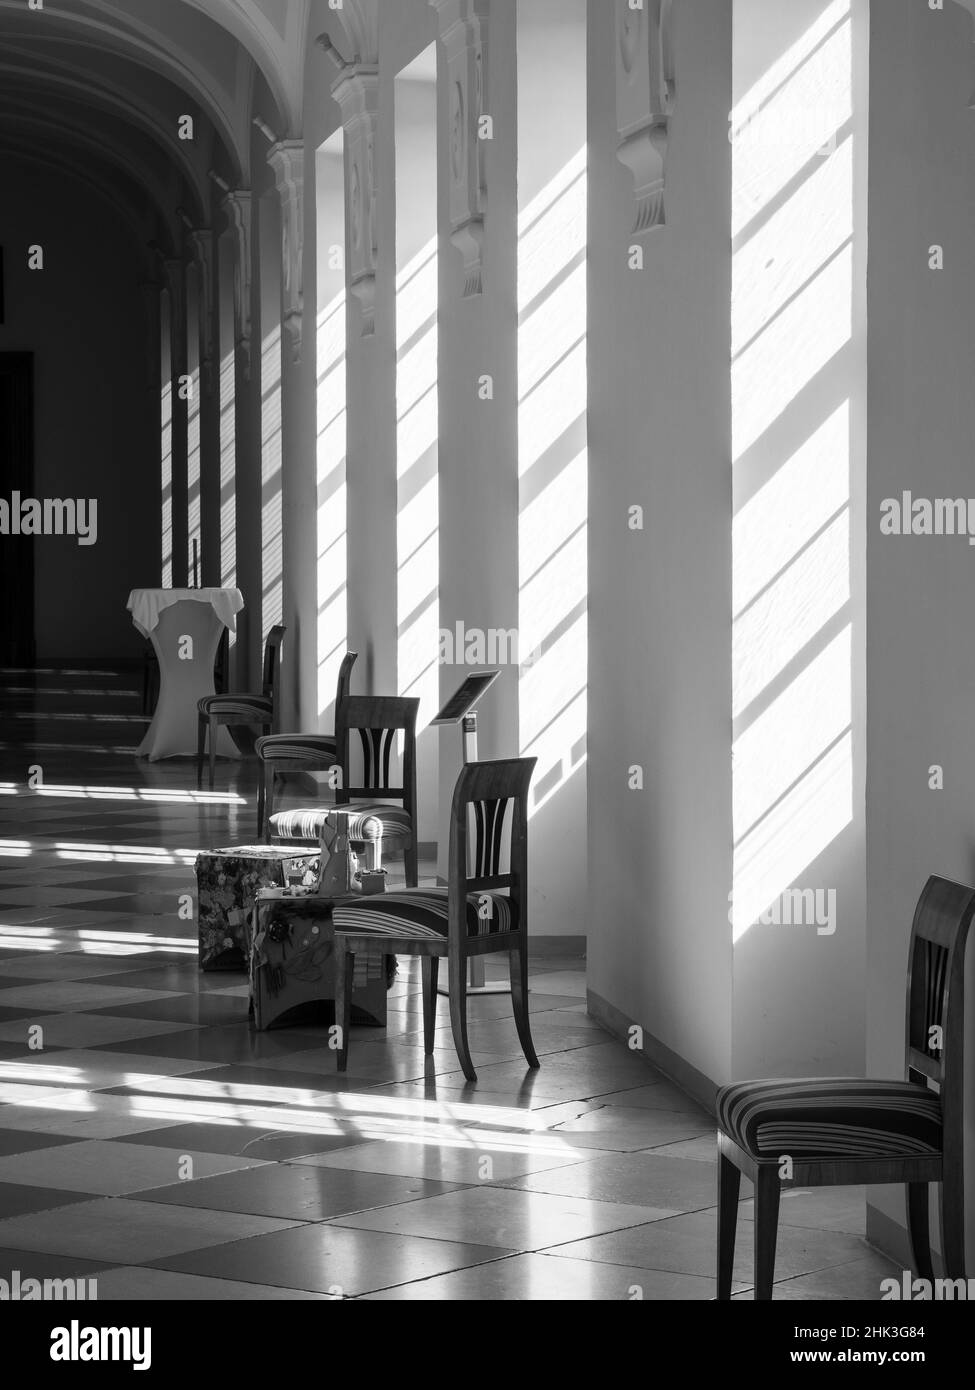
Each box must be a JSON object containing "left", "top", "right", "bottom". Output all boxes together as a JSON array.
[
  {"left": 254, "top": 651, "right": 357, "bottom": 840},
  {"left": 332, "top": 756, "right": 539, "bottom": 1083},
  {"left": 716, "top": 874, "right": 975, "bottom": 1299},
  {"left": 328, "top": 693, "right": 420, "bottom": 886},
  {"left": 196, "top": 625, "right": 285, "bottom": 789}
]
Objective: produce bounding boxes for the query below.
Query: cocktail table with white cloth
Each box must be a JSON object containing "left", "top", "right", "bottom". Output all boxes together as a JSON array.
[{"left": 128, "top": 587, "right": 244, "bottom": 760}]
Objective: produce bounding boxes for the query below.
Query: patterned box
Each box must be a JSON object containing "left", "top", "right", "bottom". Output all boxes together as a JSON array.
[
  {"left": 250, "top": 888, "right": 388, "bottom": 1032},
  {"left": 195, "top": 845, "right": 318, "bottom": 971}
]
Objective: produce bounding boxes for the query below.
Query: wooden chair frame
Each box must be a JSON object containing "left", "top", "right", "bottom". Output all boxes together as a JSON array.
[
  {"left": 334, "top": 756, "right": 538, "bottom": 1083},
  {"left": 332, "top": 693, "right": 420, "bottom": 887},
  {"left": 196, "top": 625, "right": 285, "bottom": 789},
  {"left": 717, "top": 875, "right": 975, "bottom": 1298},
  {"left": 255, "top": 651, "right": 357, "bottom": 840}
]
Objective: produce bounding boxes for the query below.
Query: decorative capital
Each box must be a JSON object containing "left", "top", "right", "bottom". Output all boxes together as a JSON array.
[
  {"left": 333, "top": 66, "right": 380, "bottom": 336},
  {"left": 187, "top": 228, "right": 216, "bottom": 393},
  {"left": 431, "top": 0, "right": 490, "bottom": 297},
  {"left": 221, "top": 190, "right": 253, "bottom": 379},
  {"left": 615, "top": 0, "right": 675, "bottom": 235},
  {"left": 268, "top": 142, "right": 306, "bottom": 365}
]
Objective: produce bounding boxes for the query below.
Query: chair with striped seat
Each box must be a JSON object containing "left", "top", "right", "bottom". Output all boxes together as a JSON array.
[
  {"left": 266, "top": 693, "right": 420, "bottom": 887},
  {"left": 196, "top": 625, "right": 285, "bottom": 789},
  {"left": 716, "top": 875, "right": 975, "bottom": 1299},
  {"left": 332, "top": 756, "right": 538, "bottom": 1083},
  {"left": 254, "top": 651, "right": 357, "bottom": 841}
]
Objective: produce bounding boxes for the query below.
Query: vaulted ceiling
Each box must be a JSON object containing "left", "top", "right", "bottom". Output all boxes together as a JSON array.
[{"left": 0, "top": 0, "right": 319, "bottom": 259}]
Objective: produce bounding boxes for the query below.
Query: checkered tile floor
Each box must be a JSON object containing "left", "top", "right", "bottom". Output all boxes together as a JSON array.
[{"left": 0, "top": 666, "right": 898, "bottom": 1299}]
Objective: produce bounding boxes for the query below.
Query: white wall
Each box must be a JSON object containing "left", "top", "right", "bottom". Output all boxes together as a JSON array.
[
  {"left": 730, "top": 0, "right": 869, "bottom": 1079},
  {"left": 865, "top": 0, "right": 975, "bottom": 1269},
  {"left": 586, "top": 0, "right": 734, "bottom": 1084}
]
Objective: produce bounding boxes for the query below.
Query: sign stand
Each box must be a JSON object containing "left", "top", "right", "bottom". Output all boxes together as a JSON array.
[{"left": 432, "top": 672, "right": 512, "bottom": 998}]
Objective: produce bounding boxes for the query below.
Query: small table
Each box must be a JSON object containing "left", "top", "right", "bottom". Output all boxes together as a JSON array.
[{"left": 128, "top": 587, "right": 244, "bottom": 760}]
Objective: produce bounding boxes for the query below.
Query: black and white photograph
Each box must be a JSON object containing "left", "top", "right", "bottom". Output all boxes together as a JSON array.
[{"left": 0, "top": 0, "right": 972, "bottom": 1361}]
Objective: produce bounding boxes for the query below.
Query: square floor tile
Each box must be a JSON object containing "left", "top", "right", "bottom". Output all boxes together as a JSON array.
[
  {"left": 91, "top": 1266, "right": 337, "bottom": 1300},
  {"left": 142, "top": 1163, "right": 463, "bottom": 1221},
  {"left": 0, "top": 1013, "right": 197, "bottom": 1049},
  {"left": 0, "top": 1050, "right": 224, "bottom": 1091},
  {"left": 0, "top": 1247, "right": 113, "bottom": 1288},
  {"left": 550, "top": 1208, "right": 875, "bottom": 1282},
  {"left": 0, "top": 1130, "right": 82, "bottom": 1158},
  {"left": 0, "top": 1139, "right": 267, "bottom": 1196},
  {"left": 153, "top": 1222, "right": 509, "bottom": 1297},
  {"left": 0, "top": 982, "right": 181, "bottom": 1012},
  {"left": 0, "top": 1197, "right": 300, "bottom": 1263},
  {"left": 0, "top": 1094, "right": 185, "bottom": 1140},
  {"left": 86, "top": 1023, "right": 327, "bottom": 1065},
  {"left": 739, "top": 1185, "right": 866, "bottom": 1235},
  {"left": 0, "top": 1182, "right": 99, "bottom": 1220},
  {"left": 296, "top": 1138, "right": 609, "bottom": 1184},
  {"left": 733, "top": 1252, "right": 900, "bottom": 1300},
  {"left": 331, "top": 1185, "right": 671, "bottom": 1251},
  {"left": 547, "top": 1105, "right": 713, "bottom": 1152},
  {"left": 362, "top": 1251, "right": 742, "bottom": 1300},
  {"left": 496, "top": 1151, "right": 733, "bottom": 1212},
  {"left": 113, "top": 1124, "right": 369, "bottom": 1162}
]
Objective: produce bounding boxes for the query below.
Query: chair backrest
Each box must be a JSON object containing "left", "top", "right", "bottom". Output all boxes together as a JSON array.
[
  {"left": 904, "top": 875, "right": 975, "bottom": 1149},
  {"left": 446, "top": 758, "right": 536, "bottom": 942},
  {"left": 335, "top": 650, "right": 357, "bottom": 708},
  {"left": 213, "top": 627, "right": 230, "bottom": 693},
  {"left": 334, "top": 695, "right": 418, "bottom": 814},
  {"left": 261, "top": 625, "right": 287, "bottom": 701}
]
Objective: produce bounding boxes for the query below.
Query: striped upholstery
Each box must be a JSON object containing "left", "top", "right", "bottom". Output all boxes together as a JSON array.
[
  {"left": 717, "top": 1078, "right": 943, "bottom": 1160},
  {"left": 270, "top": 803, "right": 413, "bottom": 845},
  {"left": 333, "top": 887, "right": 518, "bottom": 940},
  {"left": 198, "top": 693, "right": 272, "bottom": 720},
  {"left": 257, "top": 734, "right": 338, "bottom": 765}
]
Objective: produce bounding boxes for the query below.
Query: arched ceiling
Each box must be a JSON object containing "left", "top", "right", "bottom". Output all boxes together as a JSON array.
[{"left": 0, "top": 0, "right": 310, "bottom": 262}]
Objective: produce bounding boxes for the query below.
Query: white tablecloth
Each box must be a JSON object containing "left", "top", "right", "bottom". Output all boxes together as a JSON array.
[
  {"left": 127, "top": 587, "right": 244, "bottom": 639},
  {"left": 128, "top": 590, "right": 244, "bottom": 761}
]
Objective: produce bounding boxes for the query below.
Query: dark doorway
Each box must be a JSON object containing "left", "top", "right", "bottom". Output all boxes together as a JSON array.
[{"left": 0, "top": 352, "right": 35, "bottom": 666}]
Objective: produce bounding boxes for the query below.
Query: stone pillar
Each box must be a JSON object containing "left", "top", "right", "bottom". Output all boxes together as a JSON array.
[
  {"left": 188, "top": 229, "right": 222, "bottom": 588},
  {"left": 222, "top": 190, "right": 262, "bottom": 686},
  {"left": 163, "top": 257, "right": 189, "bottom": 588},
  {"left": 268, "top": 140, "right": 319, "bottom": 730},
  {"left": 332, "top": 62, "right": 398, "bottom": 697},
  {"left": 429, "top": 0, "right": 520, "bottom": 880},
  {"left": 139, "top": 279, "right": 164, "bottom": 584}
]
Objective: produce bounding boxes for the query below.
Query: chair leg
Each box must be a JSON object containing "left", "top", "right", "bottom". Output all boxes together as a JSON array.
[
  {"left": 907, "top": 1183, "right": 934, "bottom": 1282},
  {"left": 208, "top": 715, "right": 218, "bottom": 789},
  {"left": 334, "top": 943, "right": 354, "bottom": 1073},
  {"left": 753, "top": 1165, "right": 781, "bottom": 1300},
  {"left": 510, "top": 944, "right": 539, "bottom": 1069},
  {"left": 196, "top": 714, "right": 206, "bottom": 789},
  {"left": 716, "top": 1149, "right": 741, "bottom": 1300},
  {"left": 403, "top": 842, "right": 418, "bottom": 889},
  {"left": 421, "top": 956, "right": 439, "bottom": 1055},
  {"left": 938, "top": 1171, "right": 965, "bottom": 1279},
  {"left": 448, "top": 950, "right": 476, "bottom": 1082}
]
